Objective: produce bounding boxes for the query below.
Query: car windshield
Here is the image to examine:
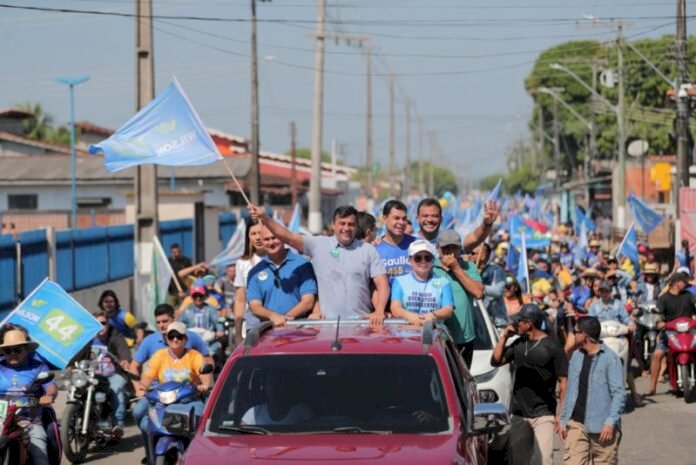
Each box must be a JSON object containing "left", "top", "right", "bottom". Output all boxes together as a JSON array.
[
  {"left": 208, "top": 354, "right": 450, "bottom": 434},
  {"left": 472, "top": 302, "right": 493, "bottom": 350}
]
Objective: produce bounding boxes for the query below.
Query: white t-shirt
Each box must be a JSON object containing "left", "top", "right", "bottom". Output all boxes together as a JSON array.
[
  {"left": 241, "top": 403, "right": 313, "bottom": 426},
  {"left": 234, "top": 254, "right": 263, "bottom": 328}
]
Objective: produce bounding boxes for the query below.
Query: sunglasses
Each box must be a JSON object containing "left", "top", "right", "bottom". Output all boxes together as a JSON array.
[
  {"left": 2, "top": 347, "right": 25, "bottom": 355},
  {"left": 192, "top": 294, "right": 205, "bottom": 299},
  {"left": 98, "top": 321, "right": 108, "bottom": 326},
  {"left": 413, "top": 254, "right": 434, "bottom": 263},
  {"left": 167, "top": 333, "right": 185, "bottom": 341}
]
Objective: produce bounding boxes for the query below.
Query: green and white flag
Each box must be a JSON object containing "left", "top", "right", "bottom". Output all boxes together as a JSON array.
[{"left": 146, "top": 236, "right": 175, "bottom": 328}]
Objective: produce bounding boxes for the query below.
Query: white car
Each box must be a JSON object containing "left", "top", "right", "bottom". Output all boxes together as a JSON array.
[{"left": 469, "top": 300, "right": 512, "bottom": 448}]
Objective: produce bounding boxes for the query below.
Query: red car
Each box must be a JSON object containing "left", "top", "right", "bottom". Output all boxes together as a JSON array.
[{"left": 168, "top": 319, "right": 508, "bottom": 465}]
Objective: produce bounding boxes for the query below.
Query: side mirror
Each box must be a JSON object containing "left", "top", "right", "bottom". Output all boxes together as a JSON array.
[
  {"left": 472, "top": 402, "right": 509, "bottom": 436},
  {"left": 34, "top": 372, "right": 54, "bottom": 385},
  {"left": 162, "top": 404, "right": 197, "bottom": 437},
  {"left": 199, "top": 364, "right": 214, "bottom": 375}
]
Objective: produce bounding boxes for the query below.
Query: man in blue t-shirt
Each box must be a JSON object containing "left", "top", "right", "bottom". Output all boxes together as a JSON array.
[
  {"left": 375, "top": 200, "right": 416, "bottom": 282},
  {"left": 247, "top": 227, "right": 318, "bottom": 326}
]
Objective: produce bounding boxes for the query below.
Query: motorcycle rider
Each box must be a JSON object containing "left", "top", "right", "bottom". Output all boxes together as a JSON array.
[
  {"left": 0, "top": 329, "right": 57, "bottom": 465},
  {"left": 178, "top": 286, "right": 224, "bottom": 359},
  {"left": 587, "top": 281, "right": 633, "bottom": 327},
  {"left": 139, "top": 322, "right": 213, "bottom": 465},
  {"left": 73, "top": 311, "right": 131, "bottom": 437},
  {"left": 645, "top": 272, "right": 696, "bottom": 396}
]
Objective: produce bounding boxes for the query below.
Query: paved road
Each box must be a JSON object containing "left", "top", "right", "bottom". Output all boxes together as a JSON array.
[{"left": 55, "top": 373, "right": 695, "bottom": 465}]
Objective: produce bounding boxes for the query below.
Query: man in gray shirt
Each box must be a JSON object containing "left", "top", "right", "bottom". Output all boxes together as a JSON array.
[{"left": 248, "top": 204, "right": 389, "bottom": 324}]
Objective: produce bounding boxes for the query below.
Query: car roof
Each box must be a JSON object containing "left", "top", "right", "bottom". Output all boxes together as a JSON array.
[{"left": 241, "top": 320, "right": 449, "bottom": 357}]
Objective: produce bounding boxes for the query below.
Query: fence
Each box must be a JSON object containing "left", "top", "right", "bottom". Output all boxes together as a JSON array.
[{"left": 0, "top": 218, "right": 196, "bottom": 315}]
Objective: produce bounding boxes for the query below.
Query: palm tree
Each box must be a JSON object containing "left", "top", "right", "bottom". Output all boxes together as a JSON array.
[{"left": 16, "top": 102, "right": 54, "bottom": 141}]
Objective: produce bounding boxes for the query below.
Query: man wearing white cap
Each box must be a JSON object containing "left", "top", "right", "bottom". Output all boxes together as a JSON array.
[{"left": 390, "top": 240, "right": 454, "bottom": 326}]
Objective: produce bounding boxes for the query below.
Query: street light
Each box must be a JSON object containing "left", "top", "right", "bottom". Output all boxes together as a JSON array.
[
  {"left": 55, "top": 75, "right": 89, "bottom": 230},
  {"left": 550, "top": 62, "right": 626, "bottom": 227}
]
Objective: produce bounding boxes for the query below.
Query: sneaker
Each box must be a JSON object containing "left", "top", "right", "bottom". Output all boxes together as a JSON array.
[{"left": 112, "top": 425, "right": 124, "bottom": 439}]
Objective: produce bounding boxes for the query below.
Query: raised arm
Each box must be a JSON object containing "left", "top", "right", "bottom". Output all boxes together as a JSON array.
[
  {"left": 248, "top": 204, "right": 304, "bottom": 253},
  {"left": 462, "top": 200, "right": 499, "bottom": 252}
]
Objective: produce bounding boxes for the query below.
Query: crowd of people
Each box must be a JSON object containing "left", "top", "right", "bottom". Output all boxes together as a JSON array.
[{"left": 1, "top": 195, "right": 695, "bottom": 465}]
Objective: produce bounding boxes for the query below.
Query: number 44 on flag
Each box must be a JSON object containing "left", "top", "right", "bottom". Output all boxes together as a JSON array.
[{"left": 1, "top": 279, "right": 103, "bottom": 369}]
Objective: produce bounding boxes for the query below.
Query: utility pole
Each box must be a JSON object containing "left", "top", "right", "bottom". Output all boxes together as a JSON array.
[
  {"left": 308, "top": 0, "right": 326, "bottom": 234},
  {"left": 389, "top": 72, "right": 396, "bottom": 197},
  {"left": 249, "top": 0, "right": 266, "bottom": 205},
  {"left": 290, "top": 121, "right": 298, "bottom": 206},
  {"left": 589, "top": 59, "right": 600, "bottom": 176},
  {"left": 616, "top": 23, "right": 627, "bottom": 228},
  {"left": 366, "top": 42, "right": 373, "bottom": 197},
  {"left": 418, "top": 117, "right": 425, "bottom": 195},
  {"left": 552, "top": 97, "right": 561, "bottom": 190},
  {"left": 537, "top": 105, "right": 545, "bottom": 174},
  {"left": 404, "top": 98, "right": 411, "bottom": 200},
  {"left": 428, "top": 130, "right": 435, "bottom": 196},
  {"left": 676, "top": 0, "right": 690, "bottom": 206},
  {"left": 134, "top": 0, "right": 158, "bottom": 323}
]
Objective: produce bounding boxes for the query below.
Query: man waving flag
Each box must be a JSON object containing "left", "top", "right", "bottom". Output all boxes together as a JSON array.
[{"left": 89, "top": 77, "right": 222, "bottom": 172}]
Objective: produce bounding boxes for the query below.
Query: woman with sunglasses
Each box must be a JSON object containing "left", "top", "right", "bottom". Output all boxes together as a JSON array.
[
  {"left": 0, "top": 329, "right": 57, "bottom": 465},
  {"left": 390, "top": 240, "right": 454, "bottom": 326},
  {"left": 503, "top": 276, "right": 528, "bottom": 317},
  {"left": 233, "top": 219, "right": 266, "bottom": 344}
]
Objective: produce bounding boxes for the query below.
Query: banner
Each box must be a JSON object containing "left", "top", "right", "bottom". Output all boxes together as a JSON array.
[
  {"left": 0, "top": 279, "right": 102, "bottom": 369},
  {"left": 89, "top": 77, "right": 222, "bottom": 172},
  {"left": 628, "top": 194, "right": 663, "bottom": 234},
  {"left": 509, "top": 215, "right": 550, "bottom": 249}
]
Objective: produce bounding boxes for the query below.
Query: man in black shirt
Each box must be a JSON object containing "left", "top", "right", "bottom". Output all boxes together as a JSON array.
[
  {"left": 646, "top": 272, "right": 696, "bottom": 395},
  {"left": 492, "top": 304, "right": 568, "bottom": 465},
  {"left": 167, "top": 243, "right": 191, "bottom": 307}
]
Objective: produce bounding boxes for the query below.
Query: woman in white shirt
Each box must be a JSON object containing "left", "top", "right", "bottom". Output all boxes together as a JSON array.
[{"left": 233, "top": 218, "right": 266, "bottom": 344}]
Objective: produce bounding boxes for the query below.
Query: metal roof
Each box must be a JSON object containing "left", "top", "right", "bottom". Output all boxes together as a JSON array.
[{"left": 0, "top": 155, "right": 250, "bottom": 186}]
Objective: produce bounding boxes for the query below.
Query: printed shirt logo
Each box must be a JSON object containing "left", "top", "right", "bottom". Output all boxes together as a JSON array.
[
  {"left": 432, "top": 279, "right": 444, "bottom": 288},
  {"left": 258, "top": 271, "right": 269, "bottom": 281},
  {"left": 330, "top": 248, "right": 340, "bottom": 257}
]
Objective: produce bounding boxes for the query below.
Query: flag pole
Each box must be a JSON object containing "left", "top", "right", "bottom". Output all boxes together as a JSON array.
[{"left": 222, "top": 158, "right": 252, "bottom": 206}]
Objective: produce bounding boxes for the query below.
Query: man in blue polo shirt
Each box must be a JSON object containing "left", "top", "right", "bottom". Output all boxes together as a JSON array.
[
  {"left": 375, "top": 200, "right": 416, "bottom": 282},
  {"left": 247, "top": 226, "right": 318, "bottom": 326}
]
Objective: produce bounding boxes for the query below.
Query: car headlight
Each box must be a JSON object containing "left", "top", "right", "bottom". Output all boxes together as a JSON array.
[
  {"left": 474, "top": 367, "right": 499, "bottom": 384},
  {"left": 158, "top": 390, "right": 178, "bottom": 405},
  {"left": 71, "top": 371, "right": 88, "bottom": 389},
  {"left": 478, "top": 389, "right": 499, "bottom": 403}
]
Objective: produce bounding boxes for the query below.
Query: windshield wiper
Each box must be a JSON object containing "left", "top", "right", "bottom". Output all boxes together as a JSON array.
[
  {"left": 218, "top": 422, "right": 269, "bottom": 435},
  {"left": 332, "top": 426, "right": 392, "bottom": 434}
]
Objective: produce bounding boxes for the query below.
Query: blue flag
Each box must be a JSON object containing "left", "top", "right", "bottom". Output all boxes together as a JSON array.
[
  {"left": 211, "top": 219, "right": 246, "bottom": 269},
  {"left": 288, "top": 203, "right": 301, "bottom": 234},
  {"left": 89, "top": 78, "right": 222, "bottom": 172},
  {"left": 628, "top": 194, "right": 663, "bottom": 234},
  {"left": 617, "top": 224, "right": 640, "bottom": 271},
  {"left": 509, "top": 215, "right": 550, "bottom": 249},
  {"left": 487, "top": 179, "right": 503, "bottom": 202},
  {"left": 507, "top": 244, "right": 520, "bottom": 276},
  {"left": 1, "top": 280, "right": 102, "bottom": 369},
  {"left": 517, "top": 234, "right": 530, "bottom": 294}
]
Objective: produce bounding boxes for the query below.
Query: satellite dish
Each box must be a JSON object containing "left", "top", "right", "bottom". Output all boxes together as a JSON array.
[
  {"left": 628, "top": 140, "right": 650, "bottom": 158},
  {"left": 600, "top": 69, "right": 616, "bottom": 89}
]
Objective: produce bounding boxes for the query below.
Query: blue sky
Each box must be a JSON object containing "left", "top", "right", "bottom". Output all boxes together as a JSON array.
[{"left": 0, "top": 1, "right": 679, "bottom": 180}]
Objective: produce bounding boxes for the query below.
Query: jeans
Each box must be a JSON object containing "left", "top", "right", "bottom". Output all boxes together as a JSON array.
[
  {"left": 108, "top": 374, "right": 128, "bottom": 427},
  {"left": 29, "top": 423, "right": 49, "bottom": 465},
  {"left": 139, "top": 400, "right": 204, "bottom": 465}
]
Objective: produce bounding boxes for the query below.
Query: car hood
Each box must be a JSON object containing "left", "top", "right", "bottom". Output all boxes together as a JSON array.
[{"left": 184, "top": 432, "right": 468, "bottom": 465}]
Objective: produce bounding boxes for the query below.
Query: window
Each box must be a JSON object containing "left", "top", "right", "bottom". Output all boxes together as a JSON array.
[
  {"left": 8, "top": 194, "right": 37, "bottom": 210},
  {"left": 208, "top": 354, "right": 450, "bottom": 435}
]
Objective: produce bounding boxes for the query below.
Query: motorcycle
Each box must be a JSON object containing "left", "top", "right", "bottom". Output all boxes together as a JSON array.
[
  {"left": 633, "top": 301, "right": 659, "bottom": 370},
  {"left": 664, "top": 317, "right": 696, "bottom": 403},
  {"left": 145, "top": 364, "right": 213, "bottom": 465},
  {"left": 0, "top": 372, "right": 61, "bottom": 465},
  {"left": 600, "top": 320, "right": 630, "bottom": 382},
  {"left": 61, "top": 354, "right": 133, "bottom": 464}
]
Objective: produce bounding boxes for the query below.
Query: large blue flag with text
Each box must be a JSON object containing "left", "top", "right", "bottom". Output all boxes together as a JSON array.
[
  {"left": 627, "top": 194, "right": 663, "bottom": 234},
  {"left": 89, "top": 78, "right": 222, "bottom": 172},
  {"left": 509, "top": 215, "right": 550, "bottom": 249},
  {"left": 0, "top": 280, "right": 102, "bottom": 369},
  {"left": 617, "top": 224, "right": 640, "bottom": 271}
]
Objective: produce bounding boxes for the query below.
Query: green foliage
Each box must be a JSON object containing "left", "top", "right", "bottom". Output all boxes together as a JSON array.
[
  {"left": 288, "top": 147, "right": 332, "bottom": 164},
  {"left": 406, "top": 161, "right": 458, "bottom": 197},
  {"left": 15, "top": 102, "right": 73, "bottom": 145},
  {"left": 480, "top": 174, "right": 504, "bottom": 191}
]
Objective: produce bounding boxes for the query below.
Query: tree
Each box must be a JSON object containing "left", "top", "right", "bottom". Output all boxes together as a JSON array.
[
  {"left": 15, "top": 102, "right": 73, "bottom": 145},
  {"left": 287, "top": 147, "right": 332, "bottom": 164},
  {"left": 406, "top": 161, "right": 458, "bottom": 197},
  {"left": 480, "top": 174, "right": 505, "bottom": 192}
]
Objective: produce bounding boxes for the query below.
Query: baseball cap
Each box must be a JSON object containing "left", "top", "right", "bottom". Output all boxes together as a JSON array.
[
  {"left": 190, "top": 286, "right": 207, "bottom": 297},
  {"left": 676, "top": 266, "right": 691, "bottom": 277},
  {"left": 438, "top": 229, "right": 462, "bottom": 248},
  {"left": 203, "top": 274, "right": 216, "bottom": 283},
  {"left": 408, "top": 239, "right": 437, "bottom": 257},
  {"left": 166, "top": 321, "right": 187, "bottom": 336},
  {"left": 576, "top": 316, "right": 602, "bottom": 341},
  {"left": 511, "top": 303, "right": 545, "bottom": 327}
]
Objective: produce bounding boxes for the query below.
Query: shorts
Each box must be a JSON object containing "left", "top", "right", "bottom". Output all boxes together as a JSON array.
[{"left": 655, "top": 331, "right": 668, "bottom": 352}]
